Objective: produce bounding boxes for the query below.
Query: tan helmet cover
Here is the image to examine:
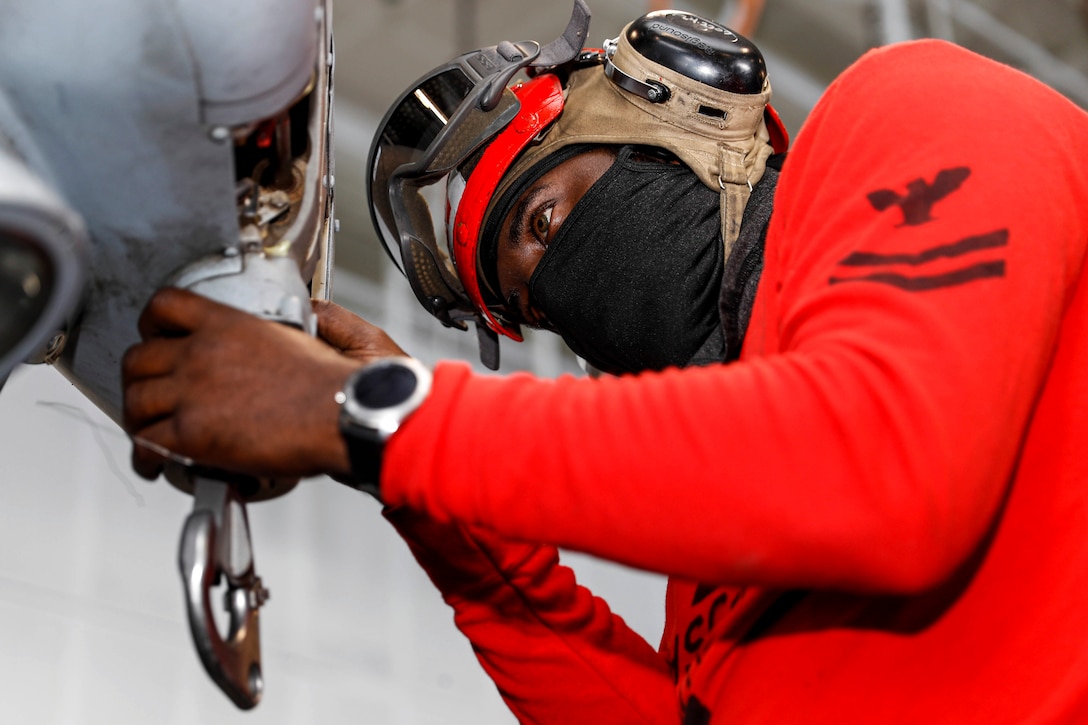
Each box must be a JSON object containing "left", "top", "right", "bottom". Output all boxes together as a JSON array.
[{"left": 490, "top": 21, "right": 776, "bottom": 254}]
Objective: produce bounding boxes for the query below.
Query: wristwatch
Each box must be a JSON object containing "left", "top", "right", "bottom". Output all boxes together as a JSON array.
[{"left": 336, "top": 356, "right": 433, "bottom": 497}]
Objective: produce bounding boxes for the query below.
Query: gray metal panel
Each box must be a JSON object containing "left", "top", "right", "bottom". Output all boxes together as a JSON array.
[
  {"left": 0, "top": 132, "right": 87, "bottom": 382},
  {"left": 0, "top": 0, "right": 322, "bottom": 419},
  {"left": 175, "top": 0, "right": 319, "bottom": 125},
  {"left": 0, "top": 0, "right": 241, "bottom": 417}
]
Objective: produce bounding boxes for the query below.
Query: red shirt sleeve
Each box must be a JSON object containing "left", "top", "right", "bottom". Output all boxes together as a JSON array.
[{"left": 383, "top": 506, "right": 677, "bottom": 723}]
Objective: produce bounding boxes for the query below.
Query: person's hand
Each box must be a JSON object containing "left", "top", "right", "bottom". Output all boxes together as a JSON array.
[
  {"left": 313, "top": 299, "right": 407, "bottom": 362},
  {"left": 123, "top": 288, "right": 369, "bottom": 482}
]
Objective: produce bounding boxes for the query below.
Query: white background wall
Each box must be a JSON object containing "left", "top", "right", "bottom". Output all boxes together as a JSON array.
[{"left": 0, "top": 284, "right": 667, "bottom": 725}]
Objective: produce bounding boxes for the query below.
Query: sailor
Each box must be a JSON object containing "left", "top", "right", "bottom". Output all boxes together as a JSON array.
[{"left": 124, "top": 3, "right": 1088, "bottom": 720}]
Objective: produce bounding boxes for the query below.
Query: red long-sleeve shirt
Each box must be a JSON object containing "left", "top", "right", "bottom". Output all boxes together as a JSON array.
[{"left": 382, "top": 40, "right": 1088, "bottom": 723}]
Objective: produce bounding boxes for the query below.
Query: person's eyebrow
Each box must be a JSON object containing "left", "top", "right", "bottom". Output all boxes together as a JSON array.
[{"left": 508, "top": 183, "right": 549, "bottom": 246}]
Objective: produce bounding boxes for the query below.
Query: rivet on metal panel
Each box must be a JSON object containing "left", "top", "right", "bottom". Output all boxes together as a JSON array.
[{"left": 208, "top": 126, "right": 231, "bottom": 144}]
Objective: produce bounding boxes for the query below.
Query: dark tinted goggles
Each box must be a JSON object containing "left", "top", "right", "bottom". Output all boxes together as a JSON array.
[
  {"left": 368, "top": 60, "right": 523, "bottom": 326},
  {"left": 365, "top": 0, "right": 590, "bottom": 337}
]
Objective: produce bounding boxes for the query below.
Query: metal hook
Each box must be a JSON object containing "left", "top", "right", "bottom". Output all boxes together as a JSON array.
[{"left": 178, "top": 474, "right": 269, "bottom": 710}]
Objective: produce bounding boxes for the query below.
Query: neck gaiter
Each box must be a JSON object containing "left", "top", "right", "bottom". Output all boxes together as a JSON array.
[{"left": 529, "top": 146, "right": 724, "bottom": 374}]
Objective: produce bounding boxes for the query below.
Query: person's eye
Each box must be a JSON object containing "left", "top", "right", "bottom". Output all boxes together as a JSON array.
[{"left": 531, "top": 206, "right": 554, "bottom": 242}]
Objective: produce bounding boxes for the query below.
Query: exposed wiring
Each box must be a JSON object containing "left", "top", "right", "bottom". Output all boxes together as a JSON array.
[{"left": 35, "top": 401, "right": 146, "bottom": 507}]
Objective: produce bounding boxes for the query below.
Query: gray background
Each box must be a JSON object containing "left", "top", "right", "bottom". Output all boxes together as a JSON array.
[{"left": 1, "top": 0, "right": 1087, "bottom": 723}]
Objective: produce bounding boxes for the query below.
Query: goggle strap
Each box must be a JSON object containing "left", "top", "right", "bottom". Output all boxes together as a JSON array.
[
  {"left": 534, "top": 0, "right": 592, "bottom": 70},
  {"left": 401, "top": 235, "right": 467, "bottom": 330},
  {"left": 479, "top": 45, "right": 541, "bottom": 112},
  {"left": 477, "top": 0, "right": 589, "bottom": 111},
  {"left": 476, "top": 319, "right": 500, "bottom": 371}
]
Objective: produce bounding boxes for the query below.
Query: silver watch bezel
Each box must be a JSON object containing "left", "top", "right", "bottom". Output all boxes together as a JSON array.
[{"left": 338, "top": 356, "right": 433, "bottom": 441}]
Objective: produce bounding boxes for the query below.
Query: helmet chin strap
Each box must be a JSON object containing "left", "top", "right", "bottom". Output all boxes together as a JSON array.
[{"left": 718, "top": 126, "right": 773, "bottom": 259}]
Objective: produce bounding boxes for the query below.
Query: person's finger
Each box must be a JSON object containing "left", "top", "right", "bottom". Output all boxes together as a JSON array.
[
  {"left": 129, "top": 416, "right": 183, "bottom": 481},
  {"left": 313, "top": 300, "right": 365, "bottom": 350},
  {"left": 312, "top": 298, "right": 347, "bottom": 317},
  {"left": 314, "top": 300, "right": 407, "bottom": 359},
  {"left": 137, "top": 287, "right": 221, "bottom": 340},
  {"left": 121, "top": 337, "right": 186, "bottom": 385},
  {"left": 130, "top": 442, "right": 166, "bottom": 481},
  {"left": 122, "top": 378, "right": 180, "bottom": 432}
]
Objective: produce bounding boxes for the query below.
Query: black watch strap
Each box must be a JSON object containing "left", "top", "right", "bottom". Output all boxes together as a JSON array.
[
  {"left": 341, "top": 424, "right": 383, "bottom": 496},
  {"left": 337, "top": 357, "right": 433, "bottom": 499}
]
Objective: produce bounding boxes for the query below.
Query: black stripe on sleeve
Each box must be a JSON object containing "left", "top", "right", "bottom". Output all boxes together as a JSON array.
[
  {"left": 839, "top": 229, "right": 1008, "bottom": 268},
  {"left": 829, "top": 260, "right": 1006, "bottom": 291}
]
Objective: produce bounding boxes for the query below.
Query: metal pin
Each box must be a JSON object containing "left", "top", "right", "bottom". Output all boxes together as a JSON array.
[{"left": 132, "top": 436, "right": 196, "bottom": 467}]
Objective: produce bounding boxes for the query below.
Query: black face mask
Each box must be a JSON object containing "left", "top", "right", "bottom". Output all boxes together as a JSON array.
[{"left": 529, "top": 146, "right": 724, "bottom": 375}]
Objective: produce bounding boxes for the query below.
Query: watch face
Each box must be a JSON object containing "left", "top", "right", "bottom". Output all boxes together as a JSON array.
[
  {"left": 352, "top": 362, "right": 418, "bottom": 408},
  {"left": 342, "top": 357, "right": 433, "bottom": 440}
]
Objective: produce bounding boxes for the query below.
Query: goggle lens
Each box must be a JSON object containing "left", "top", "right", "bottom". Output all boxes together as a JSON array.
[{"left": 377, "top": 68, "right": 475, "bottom": 165}]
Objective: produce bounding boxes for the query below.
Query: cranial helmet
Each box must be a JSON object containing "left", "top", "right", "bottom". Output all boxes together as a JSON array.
[{"left": 367, "top": 0, "right": 788, "bottom": 369}]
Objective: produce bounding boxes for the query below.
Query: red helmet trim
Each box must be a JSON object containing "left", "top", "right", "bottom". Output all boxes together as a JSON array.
[
  {"left": 765, "top": 103, "right": 790, "bottom": 154},
  {"left": 452, "top": 73, "right": 565, "bottom": 341}
]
